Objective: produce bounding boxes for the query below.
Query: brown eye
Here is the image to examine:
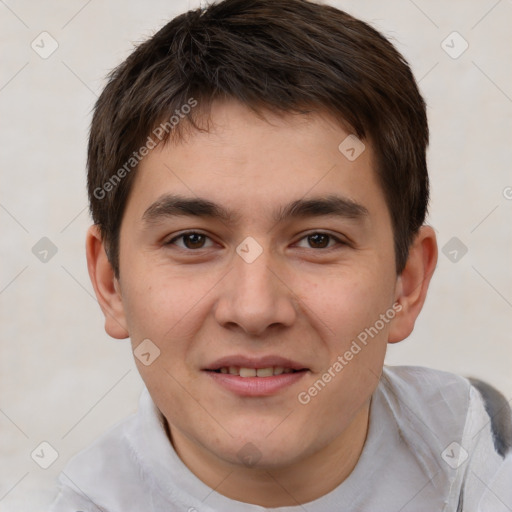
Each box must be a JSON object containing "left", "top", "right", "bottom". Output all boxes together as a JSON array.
[
  {"left": 296, "top": 231, "right": 349, "bottom": 252},
  {"left": 307, "top": 233, "right": 330, "bottom": 248},
  {"left": 295, "top": 232, "right": 345, "bottom": 250},
  {"left": 183, "top": 233, "right": 206, "bottom": 249},
  {"left": 167, "top": 232, "right": 214, "bottom": 250}
]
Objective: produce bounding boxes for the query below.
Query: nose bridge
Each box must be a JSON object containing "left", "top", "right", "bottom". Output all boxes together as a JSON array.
[
  {"left": 235, "top": 247, "right": 274, "bottom": 298},
  {"left": 215, "top": 239, "right": 296, "bottom": 335}
]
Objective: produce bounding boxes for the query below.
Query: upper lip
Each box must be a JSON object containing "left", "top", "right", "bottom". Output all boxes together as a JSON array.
[{"left": 203, "top": 355, "right": 308, "bottom": 371}]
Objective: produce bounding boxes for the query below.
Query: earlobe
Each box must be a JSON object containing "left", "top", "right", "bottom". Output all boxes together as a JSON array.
[
  {"left": 85, "top": 225, "right": 130, "bottom": 339},
  {"left": 388, "top": 225, "right": 438, "bottom": 344}
]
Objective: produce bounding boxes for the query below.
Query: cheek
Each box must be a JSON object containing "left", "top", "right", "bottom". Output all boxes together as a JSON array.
[
  {"left": 294, "top": 274, "right": 392, "bottom": 427},
  {"left": 120, "top": 259, "right": 216, "bottom": 342},
  {"left": 296, "top": 264, "right": 396, "bottom": 342}
]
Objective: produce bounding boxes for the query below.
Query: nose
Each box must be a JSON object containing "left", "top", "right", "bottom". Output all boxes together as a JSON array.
[{"left": 214, "top": 243, "right": 297, "bottom": 336}]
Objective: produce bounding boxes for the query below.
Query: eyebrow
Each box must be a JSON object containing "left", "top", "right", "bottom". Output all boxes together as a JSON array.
[{"left": 142, "top": 193, "right": 368, "bottom": 225}]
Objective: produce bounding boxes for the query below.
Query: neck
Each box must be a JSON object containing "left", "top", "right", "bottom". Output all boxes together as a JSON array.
[{"left": 167, "top": 399, "right": 371, "bottom": 507}]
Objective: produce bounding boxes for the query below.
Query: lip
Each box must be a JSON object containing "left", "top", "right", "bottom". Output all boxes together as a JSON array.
[
  {"left": 204, "top": 369, "right": 309, "bottom": 397},
  {"left": 203, "top": 355, "right": 307, "bottom": 371},
  {"left": 202, "top": 354, "right": 310, "bottom": 397}
]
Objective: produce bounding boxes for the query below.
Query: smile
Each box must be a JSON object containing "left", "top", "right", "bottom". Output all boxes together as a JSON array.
[
  {"left": 204, "top": 368, "right": 309, "bottom": 396},
  {"left": 210, "top": 366, "right": 301, "bottom": 377}
]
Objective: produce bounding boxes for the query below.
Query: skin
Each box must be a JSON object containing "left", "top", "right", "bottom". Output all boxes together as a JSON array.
[{"left": 86, "top": 99, "right": 437, "bottom": 507}]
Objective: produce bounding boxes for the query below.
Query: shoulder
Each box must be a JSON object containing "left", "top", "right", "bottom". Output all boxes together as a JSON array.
[
  {"left": 378, "top": 365, "right": 474, "bottom": 472},
  {"left": 48, "top": 413, "right": 142, "bottom": 511},
  {"left": 459, "top": 377, "right": 512, "bottom": 510},
  {"left": 48, "top": 388, "right": 165, "bottom": 511},
  {"left": 379, "top": 365, "right": 512, "bottom": 509},
  {"left": 380, "top": 364, "right": 473, "bottom": 431},
  {"left": 381, "top": 364, "right": 471, "bottom": 395},
  {"left": 380, "top": 365, "right": 512, "bottom": 457}
]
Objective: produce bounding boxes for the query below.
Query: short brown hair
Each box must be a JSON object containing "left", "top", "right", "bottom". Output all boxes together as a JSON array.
[{"left": 88, "top": 0, "right": 429, "bottom": 278}]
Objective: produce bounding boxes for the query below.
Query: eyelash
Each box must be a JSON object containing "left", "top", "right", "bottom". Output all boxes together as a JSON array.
[{"left": 165, "top": 231, "right": 347, "bottom": 251}]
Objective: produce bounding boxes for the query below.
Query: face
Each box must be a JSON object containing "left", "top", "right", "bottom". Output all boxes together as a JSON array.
[{"left": 115, "top": 100, "right": 400, "bottom": 469}]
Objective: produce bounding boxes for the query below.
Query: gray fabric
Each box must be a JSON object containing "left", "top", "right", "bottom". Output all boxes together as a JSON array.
[{"left": 48, "top": 365, "right": 512, "bottom": 512}]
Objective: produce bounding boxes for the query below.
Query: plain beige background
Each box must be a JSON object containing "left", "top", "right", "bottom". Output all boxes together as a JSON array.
[{"left": 1, "top": 0, "right": 511, "bottom": 509}]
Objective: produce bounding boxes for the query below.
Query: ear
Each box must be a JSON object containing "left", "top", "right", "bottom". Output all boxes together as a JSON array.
[
  {"left": 85, "top": 225, "right": 129, "bottom": 339},
  {"left": 388, "top": 225, "right": 438, "bottom": 344}
]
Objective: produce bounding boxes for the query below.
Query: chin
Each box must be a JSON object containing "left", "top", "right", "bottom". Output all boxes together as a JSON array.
[{"left": 211, "top": 431, "right": 311, "bottom": 470}]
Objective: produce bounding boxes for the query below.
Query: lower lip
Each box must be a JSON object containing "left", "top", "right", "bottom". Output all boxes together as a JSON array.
[{"left": 204, "top": 370, "right": 308, "bottom": 397}]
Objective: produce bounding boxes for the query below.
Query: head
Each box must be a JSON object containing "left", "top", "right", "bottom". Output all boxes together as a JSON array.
[{"left": 86, "top": 0, "right": 437, "bottom": 485}]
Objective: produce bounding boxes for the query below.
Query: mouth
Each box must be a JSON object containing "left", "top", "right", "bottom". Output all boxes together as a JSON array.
[
  {"left": 202, "top": 356, "right": 310, "bottom": 396},
  {"left": 206, "top": 366, "right": 306, "bottom": 377}
]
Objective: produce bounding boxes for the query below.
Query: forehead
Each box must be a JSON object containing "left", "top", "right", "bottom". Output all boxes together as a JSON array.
[{"left": 124, "top": 99, "right": 389, "bottom": 227}]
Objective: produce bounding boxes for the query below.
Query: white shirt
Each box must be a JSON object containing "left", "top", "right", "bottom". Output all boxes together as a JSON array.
[{"left": 49, "top": 365, "right": 512, "bottom": 511}]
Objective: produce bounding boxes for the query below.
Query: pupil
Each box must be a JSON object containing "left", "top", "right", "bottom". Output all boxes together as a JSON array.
[
  {"left": 309, "top": 233, "right": 328, "bottom": 248},
  {"left": 185, "top": 233, "right": 204, "bottom": 249}
]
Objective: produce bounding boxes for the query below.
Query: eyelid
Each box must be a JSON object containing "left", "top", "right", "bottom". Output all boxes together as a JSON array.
[
  {"left": 164, "top": 230, "right": 349, "bottom": 251},
  {"left": 294, "top": 231, "right": 348, "bottom": 249},
  {"left": 165, "top": 230, "right": 216, "bottom": 249}
]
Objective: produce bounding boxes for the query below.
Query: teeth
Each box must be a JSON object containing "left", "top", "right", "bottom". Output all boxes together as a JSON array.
[
  {"left": 240, "top": 367, "right": 257, "bottom": 377},
  {"left": 216, "top": 366, "right": 299, "bottom": 377},
  {"left": 256, "top": 367, "right": 273, "bottom": 377}
]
